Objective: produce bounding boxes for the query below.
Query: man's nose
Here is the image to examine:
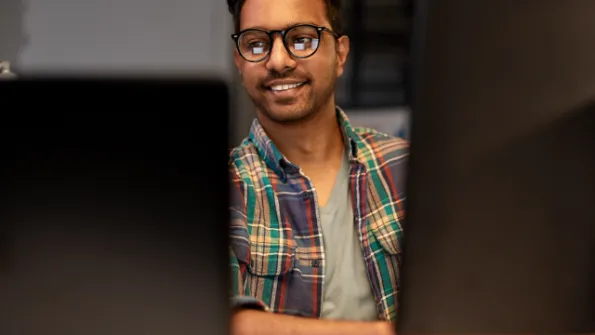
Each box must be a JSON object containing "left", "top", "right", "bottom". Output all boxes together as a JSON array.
[{"left": 265, "top": 35, "right": 297, "bottom": 73}]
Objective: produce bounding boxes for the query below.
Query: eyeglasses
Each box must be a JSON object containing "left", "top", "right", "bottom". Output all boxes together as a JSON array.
[{"left": 231, "top": 24, "right": 340, "bottom": 63}]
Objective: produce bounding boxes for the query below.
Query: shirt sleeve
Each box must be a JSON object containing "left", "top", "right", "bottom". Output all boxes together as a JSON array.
[{"left": 229, "top": 166, "right": 268, "bottom": 312}]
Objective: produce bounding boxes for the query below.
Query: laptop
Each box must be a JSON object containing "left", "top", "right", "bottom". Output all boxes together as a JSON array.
[
  {"left": 398, "top": 0, "right": 595, "bottom": 333},
  {"left": 0, "top": 77, "right": 230, "bottom": 335}
]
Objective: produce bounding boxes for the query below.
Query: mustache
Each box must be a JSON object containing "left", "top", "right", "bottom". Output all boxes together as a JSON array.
[{"left": 261, "top": 69, "right": 308, "bottom": 85}]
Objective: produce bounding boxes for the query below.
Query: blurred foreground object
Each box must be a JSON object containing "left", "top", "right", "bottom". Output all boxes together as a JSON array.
[
  {"left": 0, "top": 78, "right": 231, "bottom": 335},
  {"left": 398, "top": 0, "right": 595, "bottom": 334}
]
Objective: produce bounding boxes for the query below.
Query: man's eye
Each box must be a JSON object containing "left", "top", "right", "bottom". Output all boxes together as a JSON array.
[
  {"left": 294, "top": 37, "right": 312, "bottom": 44},
  {"left": 249, "top": 41, "right": 266, "bottom": 48}
]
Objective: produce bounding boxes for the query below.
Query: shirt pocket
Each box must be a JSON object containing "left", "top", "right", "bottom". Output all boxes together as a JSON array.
[
  {"left": 370, "top": 216, "right": 403, "bottom": 256},
  {"left": 246, "top": 239, "right": 295, "bottom": 276},
  {"left": 243, "top": 238, "right": 296, "bottom": 310}
]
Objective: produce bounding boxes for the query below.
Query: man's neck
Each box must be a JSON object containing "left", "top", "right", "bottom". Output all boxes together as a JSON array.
[{"left": 258, "top": 105, "right": 344, "bottom": 169}]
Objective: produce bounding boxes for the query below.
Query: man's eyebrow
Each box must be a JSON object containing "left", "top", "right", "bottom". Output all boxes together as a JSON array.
[
  {"left": 243, "top": 21, "right": 321, "bottom": 31},
  {"left": 281, "top": 21, "right": 319, "bottom": 29}
]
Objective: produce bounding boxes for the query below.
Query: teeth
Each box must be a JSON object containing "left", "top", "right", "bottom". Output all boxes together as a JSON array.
[{"left": 270, "top": 82, "right": 304, "bottom": 91}]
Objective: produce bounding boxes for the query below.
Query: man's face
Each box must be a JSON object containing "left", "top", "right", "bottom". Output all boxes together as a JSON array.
[{"left": 234, "top": 0, "right": 350, "bottom": 124}]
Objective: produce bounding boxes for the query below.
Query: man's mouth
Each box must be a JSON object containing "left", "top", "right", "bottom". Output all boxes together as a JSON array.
[{"left": 266, "top": 81, "right": 308, "bottom": 92}]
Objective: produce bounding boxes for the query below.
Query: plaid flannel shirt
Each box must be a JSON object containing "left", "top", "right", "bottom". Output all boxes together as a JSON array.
[{"left": 228, "top": 107, "right": 409, "bottom": 321}]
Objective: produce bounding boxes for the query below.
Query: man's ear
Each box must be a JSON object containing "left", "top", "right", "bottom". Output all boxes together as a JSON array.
[
  {"left": 335, "top": 35, "right": 350, "bottom": 78},
  {"left": 233, "top": 48, "right": 243, "bottom": 76}
]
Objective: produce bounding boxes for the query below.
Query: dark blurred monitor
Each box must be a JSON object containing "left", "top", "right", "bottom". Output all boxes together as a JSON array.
[
  {"left": 0, "top": 78, "right": 230, "bottom": 335},
  {"left": 399, "top": 0, "right": 595, "bottom": 333}
]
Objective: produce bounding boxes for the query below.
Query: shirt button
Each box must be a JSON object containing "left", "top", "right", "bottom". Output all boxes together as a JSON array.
[
  {"left": 311, "top": 259, "right": 320, "bottom": 268},
  {"left": 302, "top": 192, "right": 309, "bottom": 200}
]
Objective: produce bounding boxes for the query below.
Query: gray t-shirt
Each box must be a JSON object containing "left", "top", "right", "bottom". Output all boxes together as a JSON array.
[{"left": 319, "top": 152, "right": 378, "bottom": 321}]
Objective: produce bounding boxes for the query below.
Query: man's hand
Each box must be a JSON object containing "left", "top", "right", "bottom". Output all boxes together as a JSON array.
[{"left": 231, "top": 309, "right": 396, "bottom": 335}]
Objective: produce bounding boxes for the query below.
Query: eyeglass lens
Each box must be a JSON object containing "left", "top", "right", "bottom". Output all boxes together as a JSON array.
[{"left": 238, "top": 25, "right": 320, "bottom": 61}]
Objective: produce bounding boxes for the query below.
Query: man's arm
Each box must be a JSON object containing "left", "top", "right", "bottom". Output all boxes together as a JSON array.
[
  {"left": 228, "top": 167, "right": 268, "bottom": 311},
  {"left": 229, "top": 247, "right": 268, "bottom": 311},
  {"left": 232, "top": 309, "right": 394, "bottom": 335}
]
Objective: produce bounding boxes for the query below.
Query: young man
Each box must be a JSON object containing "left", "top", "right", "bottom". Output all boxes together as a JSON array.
[{"left": 227, "top": 0, "right": 408, "bottom": 334}]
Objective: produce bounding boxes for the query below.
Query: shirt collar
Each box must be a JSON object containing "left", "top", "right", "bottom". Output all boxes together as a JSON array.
[{"left": 249, "top": 107, "right": 360, "bottom": 178}]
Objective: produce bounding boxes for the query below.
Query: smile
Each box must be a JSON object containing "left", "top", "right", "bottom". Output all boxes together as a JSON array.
[{"left": 269, "top": 82, "right": 306, "bottom": 92}]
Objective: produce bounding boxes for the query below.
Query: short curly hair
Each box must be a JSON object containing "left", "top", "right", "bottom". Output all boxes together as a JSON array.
[{"left": 226, "top": 0, "right": 344, "bottom": 35}]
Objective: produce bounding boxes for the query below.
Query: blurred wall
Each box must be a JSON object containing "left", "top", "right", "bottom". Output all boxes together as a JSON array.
[
  {"left": 16, "top": 0, "right": 232, "bottom": 77},
  {"left": 0, "top": 0, "right": 28, "bottom": 70}
]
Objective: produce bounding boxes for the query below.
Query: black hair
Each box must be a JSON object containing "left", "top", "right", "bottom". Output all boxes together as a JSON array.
[{"left": 226, "top": 0, "right": 344, "bottom": 35}]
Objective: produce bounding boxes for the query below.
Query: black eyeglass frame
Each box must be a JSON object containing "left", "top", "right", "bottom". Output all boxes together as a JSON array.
[{"left": 231, "top": 24, "right": 341, "bottom": 63}]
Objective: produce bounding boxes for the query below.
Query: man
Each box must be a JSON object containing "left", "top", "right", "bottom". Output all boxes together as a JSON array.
[{"left": 227, "top": 0, "right": 408, "bottom": 334}]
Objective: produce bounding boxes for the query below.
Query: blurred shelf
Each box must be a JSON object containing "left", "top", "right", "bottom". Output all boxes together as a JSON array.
[{"left": 343, "top": 0, "right": 413, "bottom": 108}]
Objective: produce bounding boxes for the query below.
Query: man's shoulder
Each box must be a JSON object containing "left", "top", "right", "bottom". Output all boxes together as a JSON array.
[
  {"left": 228, "top": 138, "right": 266, "bottom": 181},
  {"left": 351, "top": 127, "right": 409, "bottom": 206},
  {"left": 229, "top": 137, "right": 258, "bottom": 162},
  {"left": 351, "top": 126, "right": 410, "bottom": 158}
]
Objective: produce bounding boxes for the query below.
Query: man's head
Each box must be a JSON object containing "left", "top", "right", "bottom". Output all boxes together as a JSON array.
[{"left": 227, "top": 0, "right": 350, "bottom": 124}]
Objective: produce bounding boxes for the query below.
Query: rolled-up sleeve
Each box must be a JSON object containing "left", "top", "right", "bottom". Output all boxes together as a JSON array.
[{"left": 229, "top": 167, "right": 268, "bottom": 312}]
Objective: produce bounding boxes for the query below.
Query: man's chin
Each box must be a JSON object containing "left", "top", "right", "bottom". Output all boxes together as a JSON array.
[{"left": 260, "top": 106, "right": 315, "bottom": 124}]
